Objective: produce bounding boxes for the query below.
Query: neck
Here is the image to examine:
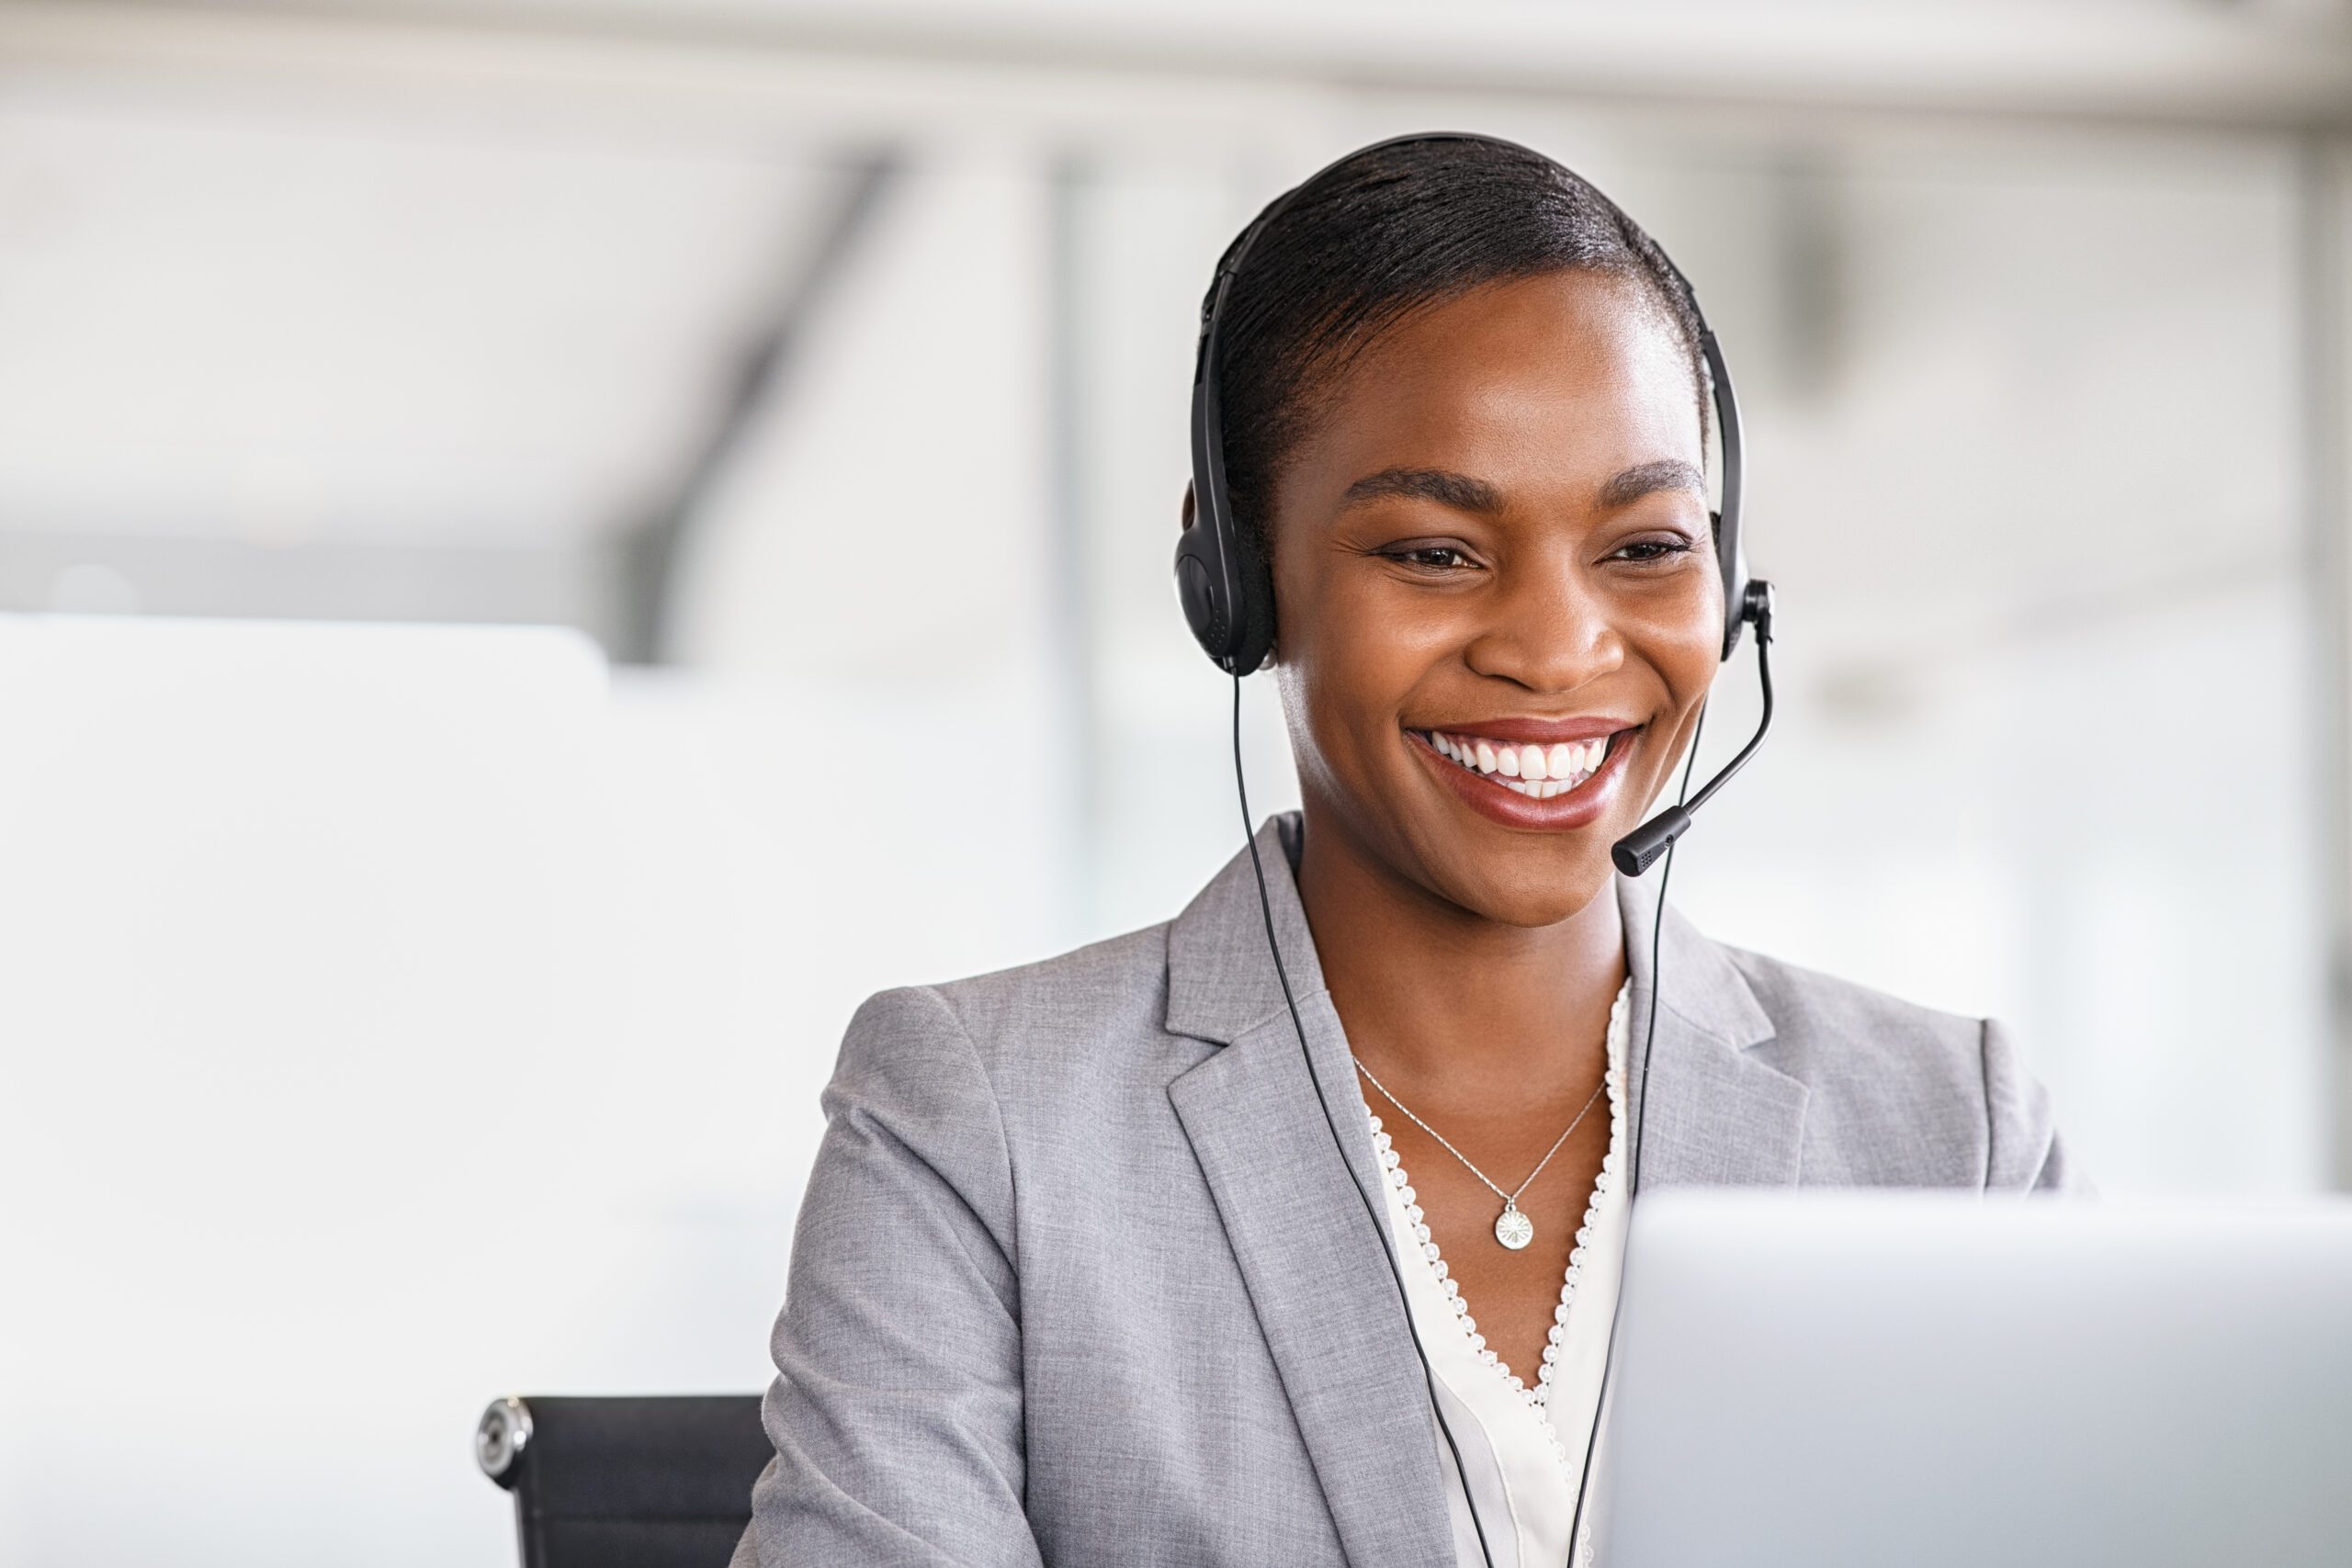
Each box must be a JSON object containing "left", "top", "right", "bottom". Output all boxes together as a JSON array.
[{"left": 1292, "top": 801, "right": 1627, "bottom": 1112}]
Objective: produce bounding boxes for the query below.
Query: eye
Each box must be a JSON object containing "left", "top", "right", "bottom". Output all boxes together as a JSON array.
[
  {"left": 1379, "top": 543, "right": 1477, "bottom": 571},
  {"left": 1609, "top": 536, "right": 1696, "bottom": 564}
]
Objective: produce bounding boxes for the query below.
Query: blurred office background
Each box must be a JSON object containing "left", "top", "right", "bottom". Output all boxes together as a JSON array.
[{"left": 4, "top": 1, "right": 2350, "bottom": 1562}]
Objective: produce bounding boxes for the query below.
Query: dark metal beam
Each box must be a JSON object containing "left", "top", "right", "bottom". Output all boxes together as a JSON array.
[{"left": 616, "top": 150, "right": 900, "bottom": 664}]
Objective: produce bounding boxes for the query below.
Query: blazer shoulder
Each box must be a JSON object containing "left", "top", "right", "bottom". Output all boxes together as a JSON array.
[
  {"left": 1716, "top": 941, "right": 2077, "bottom": 1191},
  {"left": 905, "top": 920, "right": 1178, "bottom": 1072},
  {"left": 1723, "top": 942, "right": 1983, "bottom": 1072}
]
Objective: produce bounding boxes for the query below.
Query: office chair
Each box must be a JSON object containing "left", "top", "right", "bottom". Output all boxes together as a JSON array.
[{"left": 476, "top": 1394, "right": 770, "bottom": 1568}]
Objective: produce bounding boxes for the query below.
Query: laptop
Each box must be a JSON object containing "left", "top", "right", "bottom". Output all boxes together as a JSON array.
[{"left": 1595, "top": 1190, "right": 2352, "bottom": 1567}]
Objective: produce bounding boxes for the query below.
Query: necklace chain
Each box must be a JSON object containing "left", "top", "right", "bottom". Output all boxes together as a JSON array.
[{"left": 1351, "top": 1054, "right": 1606, "bottom": 1213}]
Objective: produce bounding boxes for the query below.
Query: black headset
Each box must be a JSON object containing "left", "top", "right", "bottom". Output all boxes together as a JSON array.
[{"left": 1179, "top": 130, "right": 1779, "bottom": 1567}]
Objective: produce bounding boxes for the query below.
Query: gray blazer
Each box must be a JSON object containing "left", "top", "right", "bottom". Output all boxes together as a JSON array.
[{"left": 731, "top": 811, "right": 2078, "bottom": 1567}]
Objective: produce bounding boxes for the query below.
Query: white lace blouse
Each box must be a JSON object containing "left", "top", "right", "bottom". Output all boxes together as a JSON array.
[{"left": 1361, "top": 977, "right": 1632, "bottom": 1568}]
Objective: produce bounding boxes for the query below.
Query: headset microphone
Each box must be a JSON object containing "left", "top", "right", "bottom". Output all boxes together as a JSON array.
[{"left": 1610, "top": 579, "right": 1775, "bottom": 877}]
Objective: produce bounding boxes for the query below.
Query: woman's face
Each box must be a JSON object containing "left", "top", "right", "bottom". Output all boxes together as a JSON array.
[{"left": 1262, "top": 268, "right": 1722, "bottom": 927}]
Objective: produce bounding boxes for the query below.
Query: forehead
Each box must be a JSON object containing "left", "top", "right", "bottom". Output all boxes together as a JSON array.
[{"left": 1287, "top": 269, "right": 1703, "bottom": 507}]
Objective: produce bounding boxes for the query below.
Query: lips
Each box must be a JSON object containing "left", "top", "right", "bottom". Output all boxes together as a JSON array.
[{"left": 1408, "top": 722, "right": 1639, "bottom": 832}]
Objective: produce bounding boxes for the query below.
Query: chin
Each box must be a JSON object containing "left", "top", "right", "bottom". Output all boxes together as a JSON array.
[{"left": 1444, "top": 845, "right": 1618, "bottom": 929}]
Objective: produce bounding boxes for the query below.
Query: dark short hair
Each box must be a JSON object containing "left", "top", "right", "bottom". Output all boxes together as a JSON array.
[{"left": 1206, "top": 135, "right": 1710, "bottom": 561}]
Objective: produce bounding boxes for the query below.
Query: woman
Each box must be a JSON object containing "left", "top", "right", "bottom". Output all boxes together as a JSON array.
[{"left": 731, "top": 133, "right": 2078, "bottom": 1568}]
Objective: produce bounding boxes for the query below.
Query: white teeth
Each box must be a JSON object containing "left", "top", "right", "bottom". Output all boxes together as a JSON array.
[{"left": 1428, "top": 728, "right": 1623, "bottom": 795}]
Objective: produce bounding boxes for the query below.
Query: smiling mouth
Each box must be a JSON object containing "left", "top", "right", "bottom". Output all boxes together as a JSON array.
[{"left": 1416, "top": 729, "right": 1628, "bottom": 800}]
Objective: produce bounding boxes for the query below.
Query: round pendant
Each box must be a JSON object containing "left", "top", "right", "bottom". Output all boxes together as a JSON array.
[{"left": 1494, "top": 1201, "right": 1534, "bottom": 1250}]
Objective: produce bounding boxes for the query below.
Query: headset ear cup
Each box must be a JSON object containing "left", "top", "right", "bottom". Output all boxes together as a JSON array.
[
  {"left": 1174, "top": 543, "right": 1224, "bottom": 656},
  {"left": 1229, "top": 527, "right": 1277, "bottom": 675}
]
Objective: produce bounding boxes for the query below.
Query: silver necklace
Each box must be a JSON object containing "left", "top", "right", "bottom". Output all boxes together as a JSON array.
[{"left": 1351, "top": 1055, "right": 1606, "bottom": 1251}]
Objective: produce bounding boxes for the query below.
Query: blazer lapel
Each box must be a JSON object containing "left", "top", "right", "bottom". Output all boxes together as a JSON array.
[
  {"left": 1613, "top": 868, "right": 1809, "bottom": 1189},
  {"left": 1165, "top": 816, "right": 1457, "bottom": 1566}
]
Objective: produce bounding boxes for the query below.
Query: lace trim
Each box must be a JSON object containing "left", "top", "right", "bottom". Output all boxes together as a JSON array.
[{"left": 1365, "top": 978, "right": 1629, "bottom": 1475}]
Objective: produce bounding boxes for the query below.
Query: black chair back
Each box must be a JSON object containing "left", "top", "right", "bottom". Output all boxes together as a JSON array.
[{"left": 476, "top": 1394, "right": 769, "bottom": 1568}]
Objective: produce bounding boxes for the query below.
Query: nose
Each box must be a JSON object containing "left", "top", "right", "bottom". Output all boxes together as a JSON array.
[{"left": 1461, "top": 556, "right": 1625, "bottom": 694}]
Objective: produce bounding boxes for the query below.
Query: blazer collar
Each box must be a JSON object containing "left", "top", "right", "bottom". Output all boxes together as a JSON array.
[
  {"left": 1163, "top": 810, "right": 1788, "bottom": 1056},
  {"left": 1163, "top": 813, "right": 1806, "bottom": 1561},
  {"left": 1164, "top": 815, "right": 1809, "bottom": 1190},
  {"left": 1165, "top": 811, "right": 1325, "bottom": 1046}
]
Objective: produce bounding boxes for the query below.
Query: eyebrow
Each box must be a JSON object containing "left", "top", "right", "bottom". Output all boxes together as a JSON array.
[
  {"left": 1596, "top": 458, "right": 1708, "bottom": 510},
  {"left": 1338, "top": 467, "right": 1505, "bottom": 515},
  {"left": 1338, "top": 459, "right": 1707, "bottom": 518}
]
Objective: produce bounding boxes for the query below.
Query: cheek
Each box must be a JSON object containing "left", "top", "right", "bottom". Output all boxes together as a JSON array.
[
  {"left": 1637, "top": 566, "right": 1726, "bottom": 689},
  {"left": 1276, "top": 581, "right": 1446, "bottom": 784},
  {"left": 1295, "top": 613, "right": 1425, "bottom": 746},
  {"left": 1615, "top": 583, "right": 1725, "bottom": 739},
  {"left": 1659, "top": 617, "right": 1722, "bottom": 700}
]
